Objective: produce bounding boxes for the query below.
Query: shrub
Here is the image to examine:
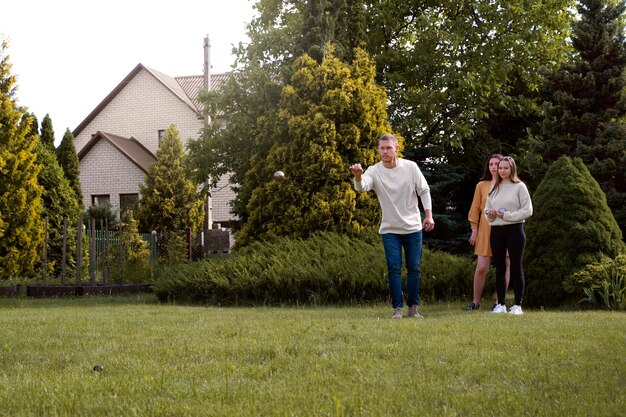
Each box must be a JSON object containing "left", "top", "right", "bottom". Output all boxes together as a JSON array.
[
  {"left": 153, "top": 230, "right": 477, "bottom": 305},
  {"left": 106, "top": 211, "right": 152, "bottom": 283},
  {"left": 524, "top": 157, "right": 625, "bottom": 307},
  {"left": 84, "top": 204, "right": 118, "bottom": 230},
  {"left": 565, "top": 254, "right": 626, "bottom": 310}
]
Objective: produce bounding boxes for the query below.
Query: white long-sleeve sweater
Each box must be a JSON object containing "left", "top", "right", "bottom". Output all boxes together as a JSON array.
[
  {"left": 485, "top": 180, "right": 533, "bottom": 226},
  {"left": 354, "top": 158, "right": 432, "bottom": 234}
]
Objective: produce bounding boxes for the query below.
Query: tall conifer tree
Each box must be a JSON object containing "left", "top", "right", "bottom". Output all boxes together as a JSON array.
[
  {"left": 535, "top": 0, "right": 626, "bottom": 235},
  {"left": 0, "top": 40, "right": 44, "bottom": 278},
  {"left": 40, "top": 113, "right": 55, "bottom": 150},
  {"left": 137, "top": 125, "right": 204, "bottom": 235},
  {"left": 236, "top": 48, "right": 389, "bottom": 245},
  {"left": 57, "top": 128, "right": 83, "bottom": 207}
]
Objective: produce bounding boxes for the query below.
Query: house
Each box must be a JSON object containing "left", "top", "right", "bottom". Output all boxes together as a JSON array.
[{"left": 73, "top": 36, "right": 236, "bottom": 231}]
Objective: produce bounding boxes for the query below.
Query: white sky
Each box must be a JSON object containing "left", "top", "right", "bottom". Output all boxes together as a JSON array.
[{"left": 1, "top": 0, "right": 257, "bottom": 145}]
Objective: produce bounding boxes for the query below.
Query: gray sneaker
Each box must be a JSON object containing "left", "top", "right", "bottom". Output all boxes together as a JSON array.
[
  {"left": 391, "top": 308, "right": 403, "bottom": 319},
  {"left": 408, "top": 305, "right": 424, "bottom": 318}
]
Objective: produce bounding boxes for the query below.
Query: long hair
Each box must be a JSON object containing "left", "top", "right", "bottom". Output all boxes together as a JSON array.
[
  {"left": 489, "top": 156, "right": 521, "bottom": 196},
  {"left": 480, "top": 153, "right": 504, "bottom": 181}
]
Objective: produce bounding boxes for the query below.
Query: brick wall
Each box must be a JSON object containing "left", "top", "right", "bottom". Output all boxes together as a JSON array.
[
  {"left": 79, "top": 139, "right": 146, "bottom": 212},
  {"left": 75, "top": 69, "right": 202, "bottom": 154},
  {"left": 75, "top": 67, "right": 238, "bottom": 225}
]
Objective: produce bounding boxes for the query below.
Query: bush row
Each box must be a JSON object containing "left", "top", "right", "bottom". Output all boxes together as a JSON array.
[{"left": 152, "top": 231, "right": 489, "bottom": 306}]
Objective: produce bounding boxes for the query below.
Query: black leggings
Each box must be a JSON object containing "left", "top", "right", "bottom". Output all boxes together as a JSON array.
[{"left": 490, "top": 223, "right": 526, "bottom": 305}]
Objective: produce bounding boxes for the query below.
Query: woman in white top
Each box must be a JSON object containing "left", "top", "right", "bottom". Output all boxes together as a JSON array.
[{"left": 485, "top": 156, "right": 533, "bottom": 315}]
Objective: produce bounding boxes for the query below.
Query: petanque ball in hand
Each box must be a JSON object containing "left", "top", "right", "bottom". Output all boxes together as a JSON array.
[
  {"left": 93, "top": 364, "right": 104, "bottom": 372},
  {"left": 273, "top": 171, "right": 285, "bottom": 181}
]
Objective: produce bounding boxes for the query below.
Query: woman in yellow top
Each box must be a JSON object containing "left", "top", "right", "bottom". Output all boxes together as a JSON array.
[{"left": 466, "top": 154, "right": 509, "bottom": 310}]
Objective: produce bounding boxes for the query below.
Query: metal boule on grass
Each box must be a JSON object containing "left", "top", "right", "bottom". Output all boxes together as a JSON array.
[
  {"left": 93, "top": 364, "right": 104, "bottom": 372},
  {"left": 273, "top": 170, "right": 285, "bottom": 181}
]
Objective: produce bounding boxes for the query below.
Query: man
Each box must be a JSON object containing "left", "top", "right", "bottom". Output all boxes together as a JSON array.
[{"left": 350, "top": 134, "right": 434, "bottom": 319}]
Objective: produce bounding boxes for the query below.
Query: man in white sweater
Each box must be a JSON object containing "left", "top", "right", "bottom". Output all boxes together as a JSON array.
[{"left": 350, "top": 134, "right": 435, "bottom": 319}]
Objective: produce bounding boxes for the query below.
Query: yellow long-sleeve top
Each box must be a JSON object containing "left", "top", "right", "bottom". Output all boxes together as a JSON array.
[
  {"left": 468, "top": 180, "right": 493, "bottom": 257},
  {"left": 354, "top": 158, "right": 432, "bottom": 234},
  {"left": 485, "top": 180, "right": 533, "bottom": 226}
]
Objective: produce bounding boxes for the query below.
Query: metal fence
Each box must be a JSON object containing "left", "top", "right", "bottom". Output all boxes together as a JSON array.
[{"left": 40, "top": 216, "right": 233, "bottom": 285}]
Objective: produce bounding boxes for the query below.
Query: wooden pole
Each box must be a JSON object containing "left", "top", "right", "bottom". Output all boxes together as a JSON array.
[
  {"left": 60, "top": 217, "right": 67, "bottom": 284},
  {"left": 76, "top": 215, "right": 83, "bottom": 285}
]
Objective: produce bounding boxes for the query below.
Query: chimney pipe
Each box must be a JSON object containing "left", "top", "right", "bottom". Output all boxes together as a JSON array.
[{"left": 203, "top": 35, "right": 211, "bottom": 125}]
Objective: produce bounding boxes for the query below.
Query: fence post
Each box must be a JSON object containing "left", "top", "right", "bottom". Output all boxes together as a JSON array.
[
  {"left": 60, "top": 217, "right": 67, "bottom": 284},
  {"left": 103, "top": 219, "right": 109, "bottom": 284},
  {"left": 43, "top": 217, "right": 48, "bottom": 283},
  {"left": 119, "top": 225, "right": 124, "bottom": 281},
  {"left": 76, "top": 214, "right": 83, "bottom": 285},
  {"left": 89, "top": 219, "right": 96, "bottom": 284}
]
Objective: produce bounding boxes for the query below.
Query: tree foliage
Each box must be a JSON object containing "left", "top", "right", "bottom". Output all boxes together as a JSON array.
[
  {"left": 529, "top": 0, "right": 626, "bottom": 237},
  {"left": 524, "top": 156, "right": 624, "bottom": 307},
  {"left": 40, "top": 113, "right": 55, "bottom": 151},
  {"left": 189, "top": 1, "right": 589, "bottom": 252},
  {"left": 34, "top": 142, "right": 81, "bottom": 277},
  {"left": 0, "top": 40, "right": 44, "bottom": 279},
  {"left": 235, "top": 48, "right": 390, "bottom": 246},
  {"left": 138, "top": 125, "right": 204, "bottom": 235},
  {"left": 56, "top": 128, "right": 83, "bottom": 207}
]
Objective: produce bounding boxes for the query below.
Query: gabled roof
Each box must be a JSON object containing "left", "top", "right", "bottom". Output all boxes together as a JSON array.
[
  {"left": 73, "top": 64, "right": 228, "bottom": 138},
  {"left": 78, "top": 131, "right": 156, "bottom": 173},
  {"left": 176, "top": 73, "right": 230, "bottom": 112}
]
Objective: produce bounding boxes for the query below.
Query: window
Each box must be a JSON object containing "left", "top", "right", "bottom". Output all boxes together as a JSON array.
[
  {"left": 120, "top": 193, "right": 139, "bottom": 214},
  {"left": 92, "top": 194, "right": 110, "bottom": 207},
  {"left": 158, "top": 129, "right": 166, "bottom": 146}
]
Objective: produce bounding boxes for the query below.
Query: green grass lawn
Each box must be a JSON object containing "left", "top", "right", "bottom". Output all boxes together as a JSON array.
[{"left": 0, "top": 295, "right": 624, "bottom": 417}]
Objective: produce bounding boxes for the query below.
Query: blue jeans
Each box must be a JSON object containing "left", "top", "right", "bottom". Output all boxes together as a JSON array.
[{"left": 381, "top": 231, "right": 423, "bottom": 308}]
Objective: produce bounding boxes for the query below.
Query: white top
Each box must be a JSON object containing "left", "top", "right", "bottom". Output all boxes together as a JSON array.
[
  {"left": 485, "top": 180, "right": 533, "bottom": 226},
  {"left": 354, "top": 158, "right": 432, "bottom": 234}
]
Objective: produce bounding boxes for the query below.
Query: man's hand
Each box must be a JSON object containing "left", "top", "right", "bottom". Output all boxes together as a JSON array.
[
  {"left": 350, "top": 163, "right": 364, "bottom": 181},
  {"left": 423, "top": 210, "right": 435, "bottom": 232}
]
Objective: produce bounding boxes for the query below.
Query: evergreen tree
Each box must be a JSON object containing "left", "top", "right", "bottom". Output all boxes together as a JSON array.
[
  {"left": 56, "top": 128, "right": 83, "bottom": 207},
  {"left": 137, "top": 125, "right": 204, "bottom": 235},
  {"left": 35, "top": 142, "right": 81, "bottom": 277},
  {"left": 524, "top": 156, "right": 624, "bottom": 307},
  {"left": 27, "top": 112, "right": 39, "bottom": 138},
  {"left": 108, "top": 210, "right": 151, "bottom": 283},
  {"left": 40, "top": 113, "right": 55, "bottom": 150},
  {"left": 235, "top": 48, "right": 390, "bottom": 245},
  {"left": 0, "top": 40, "right": 44, "bottom": 278},
  {"left": 533, "top": 0, "right": 626, "bottom": 236}
]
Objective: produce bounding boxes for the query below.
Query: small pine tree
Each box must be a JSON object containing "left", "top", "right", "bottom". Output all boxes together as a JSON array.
[
  {"left": 108, "top": 210, "right": 151, "bottom": 283},
  {"left": 524, "top": 156, "right": 625, "bottom": 307},
  {"left": 40, "top": 114, "right": 55, "bottom": 150},
  {"left": 56, "top": 128, "right": 83, "bottom": 207},
  {"left": 0, "top": 40, "right": 44, "bottom": 278},
  {"left": 137, "top": 125, "right": 204, "bottom": 235}
]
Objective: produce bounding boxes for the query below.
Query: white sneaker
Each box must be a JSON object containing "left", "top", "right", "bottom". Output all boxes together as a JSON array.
[
  {"left": 391, "top": 308, "right": 403, "bottom": 319},
  {"left": 508, "top": 305, "right": 524, "bottom": 315},
  {"left": 491, "top": 304, "right": 507, "bottom": 314}
]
